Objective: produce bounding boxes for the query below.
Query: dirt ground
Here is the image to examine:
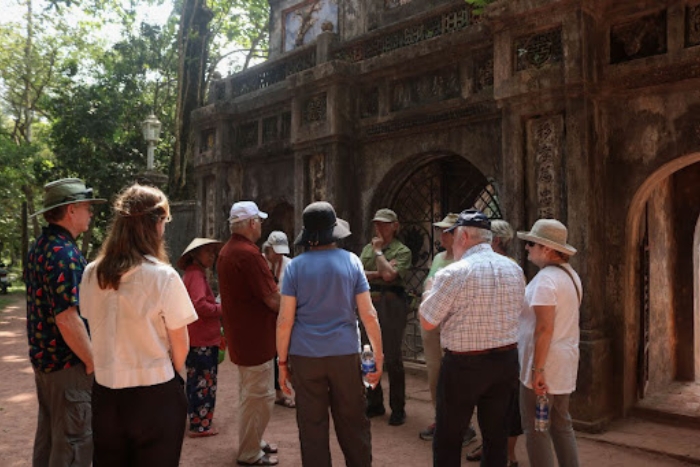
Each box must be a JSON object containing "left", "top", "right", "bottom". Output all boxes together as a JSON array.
[{"left": 0, "top": 294, "right": 692, "bottom": 466}]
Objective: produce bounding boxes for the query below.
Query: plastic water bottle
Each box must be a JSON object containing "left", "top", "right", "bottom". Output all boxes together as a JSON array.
[
  {"left": 361, "top": 345, "right": 376, "bottom": 388},
  {"left": 535, "top": 394, "right": 550, "bottom": 432}
]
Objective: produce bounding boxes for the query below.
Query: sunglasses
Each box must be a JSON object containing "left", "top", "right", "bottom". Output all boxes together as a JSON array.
[{"left": 525, "top": 241, "right": 538, "bottom": 247}]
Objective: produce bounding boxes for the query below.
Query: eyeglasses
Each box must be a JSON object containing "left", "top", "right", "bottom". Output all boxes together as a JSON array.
[{"left": 251, "top": 217, "right": 264, "bottom": 224}]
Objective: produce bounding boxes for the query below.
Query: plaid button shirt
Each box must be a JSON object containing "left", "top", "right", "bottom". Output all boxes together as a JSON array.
[{"left": 420, "top": 243, "right": 525, "bottom": 352}]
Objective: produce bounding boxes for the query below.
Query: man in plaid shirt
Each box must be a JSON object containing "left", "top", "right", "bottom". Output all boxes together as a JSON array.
[{"left": 420, "top": 209, "right": 526, "bottom": 467}]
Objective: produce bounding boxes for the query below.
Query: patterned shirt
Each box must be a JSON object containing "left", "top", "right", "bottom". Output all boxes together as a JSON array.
[
  {"left": 24, "top": 224, "right": 88, "bottom": 373},
  {"left": 420, "top": 243, "right": 525, "bottom": 352}
]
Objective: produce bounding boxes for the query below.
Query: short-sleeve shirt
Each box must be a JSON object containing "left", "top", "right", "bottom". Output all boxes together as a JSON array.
[
  {"left": 24, "top": 224, "right": 87, "bottom": 373},
  {"left": 218, "top": 234, "right": 279, "bottom": 366},
  {"left": 281, "top": 248, "right": 369, "bottom": 357},
  {"left": 360, "top": 238, "right": 412, "bottom": 288},
  {"left": 421, "top": 243, "right": 526, "bottom": 352},
  {"left": 518, "top": 264, "right": 582, "bottom": 394},
  {"left": 425, "top": 251, "right": 454, "bottom": 282},
  {"left": 80, "top": 256, "right": 198, "bottom": 389}
]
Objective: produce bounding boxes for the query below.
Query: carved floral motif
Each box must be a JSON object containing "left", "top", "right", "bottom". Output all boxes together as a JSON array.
[
  {"left": 302, "top": 93, "right": 327, "bottom": 124},
  {"left": 308, "top": 153, "right": 326, "bottom": 201},
  {"left": 610, "top": 11, "right": 667, "bottom": 64},
  {"left": 687, "top": 5, "right": 700, "bottom": 47},
  {"left": 527, "top": 115, "right": 564, "bottom": 219},
  {"left": 514, "top": 28, "right": 563, "bottom": 72},
  {"left": 390, "top": 67, "right": 460, "bottom": 112}
]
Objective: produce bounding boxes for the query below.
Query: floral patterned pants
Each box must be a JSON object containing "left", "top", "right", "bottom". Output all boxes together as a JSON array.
[{"left": 186, "top": 346, "right": 219, "bottom": 433}]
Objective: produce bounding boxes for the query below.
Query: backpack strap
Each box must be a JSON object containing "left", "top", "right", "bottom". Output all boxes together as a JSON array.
[{"left": 552, "top": 264, "right": 581, "bottom": 306}]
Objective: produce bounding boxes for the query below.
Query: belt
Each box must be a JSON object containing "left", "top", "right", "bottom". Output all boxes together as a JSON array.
[
  {"left": 369, "top": 284, "right": 405, "bottom": 296},
  {"left": 444, "top": 343, "right": 517, "bottom": 356}
]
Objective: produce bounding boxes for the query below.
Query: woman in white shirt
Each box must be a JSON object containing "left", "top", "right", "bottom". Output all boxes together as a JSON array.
[
  {"left": 80, "top": 184, "right": 197, "bottom": 466},
  {"left": 517, "top": 219, "right": 582, "bottom": 467}
]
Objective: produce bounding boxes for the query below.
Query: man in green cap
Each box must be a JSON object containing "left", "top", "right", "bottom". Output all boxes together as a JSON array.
[
  {"left": 25, "top": 178, "right": 106, "bottom": 466},
  {"left": 360, "top": 208, "right": 412, "bottom": 426}
]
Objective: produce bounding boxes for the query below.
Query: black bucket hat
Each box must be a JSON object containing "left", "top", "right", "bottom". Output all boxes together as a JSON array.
[{"left": 294, "top": 201, "right": 351, "bottom": 247}]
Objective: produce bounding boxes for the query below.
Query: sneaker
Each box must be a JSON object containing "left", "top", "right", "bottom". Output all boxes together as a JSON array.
[
  {"left": 419, "top": 423, "right": 435, "bottom": 440},
  {"left": 462, "top": 425, "right": 477, "bottom": 447},
  {"left": 388, "top": 411, "right": 406, "bottom": 426}
]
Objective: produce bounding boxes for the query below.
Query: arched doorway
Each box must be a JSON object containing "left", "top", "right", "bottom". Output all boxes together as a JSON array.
[
  {"left": 386, "top": 154, "right": 502, "bottom": 362},
  {"left": 623, "top": 153, "right": 700, "bottom": 420}
]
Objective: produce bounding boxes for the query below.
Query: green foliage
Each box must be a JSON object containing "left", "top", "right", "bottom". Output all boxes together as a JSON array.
[{"left": 465, "top": 0, "right": 495, "bottom": 15}]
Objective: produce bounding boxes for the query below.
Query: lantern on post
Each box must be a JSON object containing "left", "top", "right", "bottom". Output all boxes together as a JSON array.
[{"left": 141, "top": 114, "right": 162, "bottom": 170}]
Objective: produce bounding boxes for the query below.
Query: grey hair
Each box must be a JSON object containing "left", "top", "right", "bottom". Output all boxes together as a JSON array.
[
  {"left": 229, "top": 219, "right": 247, "bottom": 234},
  {"left": 491, "top": 219, "right": 514, "bottom": 249},
  {"left": 458, "top": 226, "right": 493, "bottom": 243}
]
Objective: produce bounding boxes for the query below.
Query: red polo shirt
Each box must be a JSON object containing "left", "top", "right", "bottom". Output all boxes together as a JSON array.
[{"left": 217, "top": 233, "right": 278, "bottom": 366}]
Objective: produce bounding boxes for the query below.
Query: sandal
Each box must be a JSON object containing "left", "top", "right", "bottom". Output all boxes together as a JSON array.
[
  {"left": 237, "top": 454, "right": 279, "bottom": 466},
  {"left": 187, "top": 428, "right": 219, "bottom": 438},
  {"left": 274, "top": 398, "right": 296, "bottom": 409},
  {"left": 466, "top": 444, "right": 482, "bottom": 462},
  {"left": 262, "top": 442, "right": 278, "bottom": 454}
]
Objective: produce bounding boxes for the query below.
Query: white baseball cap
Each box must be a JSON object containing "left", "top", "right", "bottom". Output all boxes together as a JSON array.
[
  {"left": 228, "top": 201, "right": 268, "bottom": 222},
  {"left": 266, "top": 231, "right": 290, "bottom": 254}
]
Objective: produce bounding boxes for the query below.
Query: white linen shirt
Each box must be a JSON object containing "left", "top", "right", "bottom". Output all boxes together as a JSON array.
[
  {"left": 421, "top": 243, "right": 526, "bottom": 352},
  {"left": 518, "top": 264, "right": 582, "bottom": 394},
  {"left": 80, "top": 255, "right": 198, "bottom": 389}
]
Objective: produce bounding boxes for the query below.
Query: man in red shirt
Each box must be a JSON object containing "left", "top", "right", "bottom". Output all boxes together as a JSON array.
[{"left": 218, "top": 201, "right": 281, "bottom": 466}]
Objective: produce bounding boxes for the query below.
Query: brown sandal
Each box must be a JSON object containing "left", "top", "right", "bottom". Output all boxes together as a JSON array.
[{"left": 188, "top": 428, "right": 219, "bottom": 438}]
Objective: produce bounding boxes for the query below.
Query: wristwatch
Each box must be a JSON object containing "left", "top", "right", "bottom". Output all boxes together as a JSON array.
[{"left": 375, "top": 250, "right": 384, "bottom": 257}]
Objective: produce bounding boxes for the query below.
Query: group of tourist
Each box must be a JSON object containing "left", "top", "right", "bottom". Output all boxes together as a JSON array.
[{"left": 24, "top": 176, "right": 582, "bottom": 467}]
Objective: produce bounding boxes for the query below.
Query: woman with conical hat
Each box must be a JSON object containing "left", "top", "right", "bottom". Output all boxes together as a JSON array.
[
  {"left": 178, "top": 237, "right": 224, "bottom": 438},
  {"left": 517, "top": 219, "right": 582, "bottom": 467}
]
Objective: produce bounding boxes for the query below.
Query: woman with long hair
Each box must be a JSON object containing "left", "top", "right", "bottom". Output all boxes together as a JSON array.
[{"left": 80, "top": 183, "right": 197, "bottom": 466}]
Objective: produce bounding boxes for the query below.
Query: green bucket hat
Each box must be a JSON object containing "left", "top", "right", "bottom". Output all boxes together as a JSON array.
[{"left": 30, "top": 178, "right": 107, "bottom": 218}]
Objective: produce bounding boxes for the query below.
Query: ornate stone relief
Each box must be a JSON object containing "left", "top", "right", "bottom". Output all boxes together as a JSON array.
[
  {"left": 205, "top": 176, "right": 216, "bottom": 238},
  {"left": 361, "top": 87, "right": 379, "bottom": 118},
  {"left": 308, "top": 153, "right": 326, "bottom": 201},
  {"left": 390, "top": 66, "right": 460, "bottom": 112},
  {"left": 610, "top": 10, "right": 667, "bottom": 64},
  {"left": 302, "top": 93, "right": 327, "bottom": 124},
  {"left": 334, "top": 5, "right": 474, "bottom": 63},
  {"left": 473, "top": 54, "right": 494, "bottom": 92},
  {"left": 687, "top": 5, "right": 700, "bottom": 47},
  {"left": 514, "top": 28, "right": 563, "bottom": 72},
  {"left": 237, "top": 121, "right": 258, "bottom": 149},
  {"left": 262, "top": 116, "right": 278, "bottom": 144},
  {"left": 200, "top": 129, "right": 215, "bottom": 154},
  {"left": 526, "top": 115, "right": 564, "bottom": 219}
]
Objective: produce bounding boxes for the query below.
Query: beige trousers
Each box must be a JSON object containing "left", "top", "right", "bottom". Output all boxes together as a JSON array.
[
  {"left": 237, "top": 359, "right": 275, "bottom": 463},
  {"left": 420, "top": 325, "right": 443, "bottom": 408}
]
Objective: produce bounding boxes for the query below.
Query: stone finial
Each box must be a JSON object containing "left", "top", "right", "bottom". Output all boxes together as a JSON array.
[{"left": 321, "top": 21, "right": 334, "bottom": 32}]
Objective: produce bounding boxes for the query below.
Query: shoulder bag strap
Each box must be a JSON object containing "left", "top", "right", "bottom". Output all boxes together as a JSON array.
[{"left": 552, "top": 264, "right": 582, "bottom": 306}]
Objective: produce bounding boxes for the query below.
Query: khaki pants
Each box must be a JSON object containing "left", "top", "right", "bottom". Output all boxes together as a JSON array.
[
  {"left": 237, "top": 360, "right": 275, "bottom": 464},
  {"left": 33, "top": 363, "right": 93, "bottom": 467},
  {"left": 420, "top": 325, "right": 443, "bottom": 409}
]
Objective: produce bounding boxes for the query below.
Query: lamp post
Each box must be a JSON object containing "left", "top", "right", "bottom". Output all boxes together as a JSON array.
[{"left": 141, "top": 114, "right": 162, "bottom": 170}]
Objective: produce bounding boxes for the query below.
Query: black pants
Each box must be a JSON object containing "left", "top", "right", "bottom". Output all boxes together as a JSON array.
[
  {"left": 365, "top": 291, "right": 407, "bottom": 415},
  {"left": 92, "top": 375, "right": 187, "bottom": 467},
  {"left": 290, "top": 354, "right": 371, "bottom": 467},
  {"left": 433, "top": 348, "right": 519, "bottom": 467}
]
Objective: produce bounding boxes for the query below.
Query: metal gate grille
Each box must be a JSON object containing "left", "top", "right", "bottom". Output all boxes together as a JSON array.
[
  {"left": 638, "top": 205, "right": 650, "bottom": 399},
  {"left": 392, "top": 156, "right": 502, "bottom": 362}
]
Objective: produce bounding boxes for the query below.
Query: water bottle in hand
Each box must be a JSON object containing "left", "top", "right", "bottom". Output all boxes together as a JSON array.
[
  {"left": 535, "top": 394, "right": 550, "bottom": 432},
  {"left": 361, "top": 345, "right": 376, "bottom": 388}
]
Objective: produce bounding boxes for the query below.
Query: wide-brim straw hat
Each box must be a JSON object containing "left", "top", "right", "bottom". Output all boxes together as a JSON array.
[
  {"left": 517, "top": 219, "right": 577, "bottom": 256},
  {"left": 30, "top": 178, "right": 107, "bottom": 218},
  {"left": 177, "top": 238, "right": 223, "bottom": 269},
  {"left": 294, "top": 201, "right": 351, "bottom": 247}
]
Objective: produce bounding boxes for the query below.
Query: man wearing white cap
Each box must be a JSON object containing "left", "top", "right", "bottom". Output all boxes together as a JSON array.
[
  {"left": 218, "top": 201, "right": 281, "bottom": 466},
  {"left": 25, "top": 178, "right": 107, "bottom": 466}
]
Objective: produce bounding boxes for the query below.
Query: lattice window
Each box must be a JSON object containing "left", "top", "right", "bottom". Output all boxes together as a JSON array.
[
  {"left": 231, "top": 48, "right": 316, "bottom": 98},
  {"left": 514, "top": 28, "right": 564, "bottom": 72},
  {"left": 610, "top": 11, "right": 667, "bottom": 64},
  {"left": 390, "top": 66, "right": 461, "bottom": 112}
]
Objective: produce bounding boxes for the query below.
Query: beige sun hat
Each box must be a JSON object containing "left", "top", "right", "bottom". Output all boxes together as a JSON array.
[
  {"left": 517, "top": 219, "right": 577, "bottom": 256},
  {"left": 433, "top": 213, "right": 459, "bottom": 229},
  {"left": 30, "top": 178, "right": 107, "bottom": 218},
  {"left": 177, "top": 238, "right": 223, "bottom": 269}
]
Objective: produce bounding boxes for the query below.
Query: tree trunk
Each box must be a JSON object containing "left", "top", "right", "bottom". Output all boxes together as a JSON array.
[{"left": 171, "top": 0, "right": 213, "bottom": 199}]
